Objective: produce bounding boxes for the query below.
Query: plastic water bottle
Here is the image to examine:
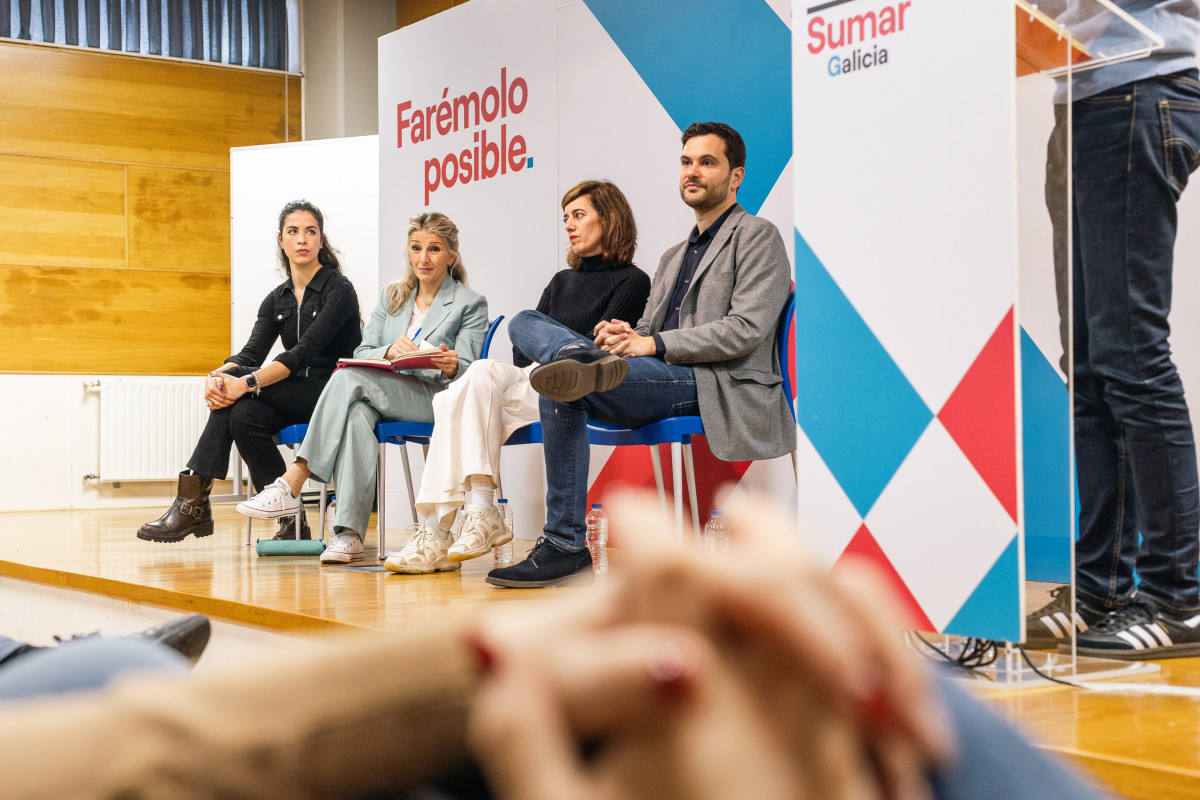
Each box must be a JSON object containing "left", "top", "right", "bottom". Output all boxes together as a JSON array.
[
  {"left": 703, "top": 510, "right": 728, "bottom": 558},
  {"left": 585, "top": 503, "right": 609, "bottom": 575},
  {"left": 493, "top": 498, "right": 514, "bottom": 565}
]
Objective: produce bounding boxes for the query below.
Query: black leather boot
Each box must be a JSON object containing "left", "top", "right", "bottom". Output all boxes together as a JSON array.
[
  {"left": 137, "top": 471, "right": 215, "bottom": 543},
  {"left": 272, "top": 506, "right": 311, "bottom": 540}
]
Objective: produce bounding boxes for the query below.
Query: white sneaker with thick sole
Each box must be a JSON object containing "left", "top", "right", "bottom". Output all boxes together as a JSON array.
[
  {"left": 237, "top": 478, "right": 300, "bottom": 520},
  {"left": 384, "top": 524, "right": 460, "bottom": 574},
  {"left": 320, "top": 532, "right": 364, "bottom": 564},
  {"left": 448, "top": 505, "right": 511, "bottom": 562}
]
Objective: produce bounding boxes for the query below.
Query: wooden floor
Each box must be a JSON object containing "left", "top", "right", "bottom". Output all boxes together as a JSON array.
[
  {"left": 2, "top": 505, "right": 1200, "bottom": 799},
  {"left": 0, "top": 504, "right": 566, "bottom": 636}
]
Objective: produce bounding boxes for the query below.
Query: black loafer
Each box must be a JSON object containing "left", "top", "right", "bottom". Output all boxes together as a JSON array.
[
  {"left": 529, "top": 348, "right": 629, "bottom": 402},
  {"left": 486, "top": 538, "right": 593, "bottom": 588}
]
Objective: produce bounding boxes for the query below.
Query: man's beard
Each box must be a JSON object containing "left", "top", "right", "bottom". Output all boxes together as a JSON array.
[{"left": 680, "top": 177, "right": 730, "bottom": 210}]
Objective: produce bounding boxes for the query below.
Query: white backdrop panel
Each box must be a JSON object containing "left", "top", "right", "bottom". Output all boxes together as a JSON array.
[
  {"left": 230, "top": 137, "right": 380, "bottom": 356},
  {"left": 794, "top": 0, "right": 1015, "bottom": 410}
]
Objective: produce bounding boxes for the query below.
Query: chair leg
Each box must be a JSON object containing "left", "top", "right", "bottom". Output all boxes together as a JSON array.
[
  {"left": 399, "top": 443, "right": 418, "bottom": 524},
  {"left": 791, "top": 449, "right": 798, "bottom": 482},
  {"left": 318, "top": 483, "right": 327, "bottom": 543},
  {"left": 671, "top": 441, "right": 683, "bottom": 540},
  {"left": 649, "top": 445, "right": 667, "bottom": 519},
  {"left": 245, "top": 516, "right": 252, "bottom": 546},
  {"left": 378, "top": 441, "right": 388, "bottom": 558},
  {"left": 682, "top": 441, "right": 700, "bottom": 542}
]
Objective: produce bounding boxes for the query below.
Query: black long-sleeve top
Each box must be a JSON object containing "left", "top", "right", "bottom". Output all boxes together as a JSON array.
[
  {"left": 512, "top": 255, "right": 652, "bottom": 367},
  {"left": 227, "top": 265, "right": 362, "bottom": 380}
]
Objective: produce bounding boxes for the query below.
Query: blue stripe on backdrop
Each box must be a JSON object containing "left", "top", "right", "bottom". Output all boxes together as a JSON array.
[
  {"left": 581, "top": 0, "right": 791, "bottom": 215},
  {"left": 794, "top": 228, "right": 932, "bottom": 518},
  {"left": 1021, "top": 328, "right": 1073, "bottom": 583},
  {"left": 945, "top": 535, "right": 1020, "bottom": 642}
]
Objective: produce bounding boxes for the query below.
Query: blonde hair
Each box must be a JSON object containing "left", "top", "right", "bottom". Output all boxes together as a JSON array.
[{"left": 385, "top": 212, "right": 469, "bottom": 313}]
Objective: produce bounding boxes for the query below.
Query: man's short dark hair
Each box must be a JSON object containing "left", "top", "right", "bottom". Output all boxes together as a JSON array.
[{"left": 681, "top": 122, "right": 746, "bottom": 170}]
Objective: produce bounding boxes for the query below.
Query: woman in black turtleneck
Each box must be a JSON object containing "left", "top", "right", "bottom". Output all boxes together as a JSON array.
[{"left": 384, "top": 180, "right": 650, "bottom": 574}]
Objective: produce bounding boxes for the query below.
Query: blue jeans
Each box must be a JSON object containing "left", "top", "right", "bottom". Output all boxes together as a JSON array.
[
  {"left": 0, "top": 638, "right": 188, "bottom": 699},
  {"left": 1048, "top": 70, "right": 1200, "bottom": 610},
  {"left": 508, "top": 310, "right": 699, "bottom": 551}
]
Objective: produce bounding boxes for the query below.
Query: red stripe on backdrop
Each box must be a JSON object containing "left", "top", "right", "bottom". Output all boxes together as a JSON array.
[{"left": 833, "top": 525, "right": 937, "bottom": 632}]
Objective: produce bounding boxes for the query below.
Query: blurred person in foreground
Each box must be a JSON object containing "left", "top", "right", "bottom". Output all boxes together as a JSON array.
[{"left": 0, "top": 496, "right": 1107, "bottom": 800}]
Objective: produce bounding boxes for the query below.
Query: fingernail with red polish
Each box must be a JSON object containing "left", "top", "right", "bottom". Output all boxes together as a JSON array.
[{"left": 466, "top": 632, "right": 498, "bottom": 675}]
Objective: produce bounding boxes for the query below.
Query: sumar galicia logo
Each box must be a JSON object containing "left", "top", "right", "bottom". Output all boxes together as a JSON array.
[{"left": 806, "top": 0, "right": 911, "bottom": 77}]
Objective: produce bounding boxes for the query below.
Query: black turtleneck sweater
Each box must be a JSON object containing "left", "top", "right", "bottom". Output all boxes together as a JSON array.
[{"left": 512, "top": 254, "right": 652, "bottom": 367}]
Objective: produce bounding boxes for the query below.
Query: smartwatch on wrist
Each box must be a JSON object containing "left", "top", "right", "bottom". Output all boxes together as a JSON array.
[{"left": 245, "top": 372, "right": 261, "bottom": 395}]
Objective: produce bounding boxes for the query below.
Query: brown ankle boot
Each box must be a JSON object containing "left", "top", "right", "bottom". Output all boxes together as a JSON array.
[
  {"left": 272, "top": 507, "right": 311, "bottom": 540},
  {"left": 138, "top": 472, "right": 215, "bottom": 543}
]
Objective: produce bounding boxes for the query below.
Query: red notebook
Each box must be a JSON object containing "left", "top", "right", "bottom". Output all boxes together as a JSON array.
[{"left": 336, "top": 349, "right": 441, "bottom": 372}]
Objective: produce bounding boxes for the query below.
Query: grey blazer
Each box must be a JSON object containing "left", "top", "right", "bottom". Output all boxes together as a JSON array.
[
  {"left": 636, "top": 205, "right": 795, "bottom": 462},
  {"left": 354, "top": 276, "right": 489, "bottom": 387}
]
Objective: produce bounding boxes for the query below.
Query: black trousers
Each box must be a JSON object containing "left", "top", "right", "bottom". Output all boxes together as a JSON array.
[{"left": 187, "top": 375, "right": 327, "bottom": 491}]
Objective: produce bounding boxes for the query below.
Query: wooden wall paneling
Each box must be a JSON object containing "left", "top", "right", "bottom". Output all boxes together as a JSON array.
[
  {"left": 127, "top": 167, "right": 231, "bottom": 274},
  {"left": 288, "top": 74, "right": 303, "bottom": 142},
  {"left": 0, "top": 266, "right": 231, "bottom": 374},
  {"left": 0, "top": 154, "right": 126, "bottom": 268},
  {"left": 0, "top": 41, "right": 297, "bottom": 171},
  {"left": 396, "top": 0, "right": 470, "bottom": 28}
]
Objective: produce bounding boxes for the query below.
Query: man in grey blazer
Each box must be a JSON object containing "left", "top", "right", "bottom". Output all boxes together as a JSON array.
[{"left": 495, "top": 122, "right": 794, "bottom": 588}]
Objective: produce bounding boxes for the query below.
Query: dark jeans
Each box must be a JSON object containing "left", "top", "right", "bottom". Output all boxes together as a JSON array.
[
  {"left": 1047, "top": 70, "right": 1200, "bottom": 610},
  {"left": 187, "top": 375, "right": 326, "bottom": 491},
  {"left": 508, "top": 310, "right": 699, "bottom": 551}
]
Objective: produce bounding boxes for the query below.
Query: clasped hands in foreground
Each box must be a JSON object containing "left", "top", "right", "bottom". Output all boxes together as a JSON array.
[{"left": 468, "top": 493, "right": 952, "bottom": 800}]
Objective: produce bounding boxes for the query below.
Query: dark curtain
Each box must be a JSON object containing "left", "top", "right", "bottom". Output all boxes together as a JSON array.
[
  {"left": 124, "top": 0, "right": 140, "bottom": 51},
  {"left": 38, "top": 0, "right": 51, "bottom": 43},
  {"left": 17, "top": 0, "right": 30, "bottom": 40},
  {"left": 2, "top": 1, "right": 288, "bottom": 70},
  {"left": 246, "top": 0, "right": 259, "bottom": 68}
]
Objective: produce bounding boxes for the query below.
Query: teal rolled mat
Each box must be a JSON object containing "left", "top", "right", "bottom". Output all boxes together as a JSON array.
[{"left": 255, "top": 539, "right": 326, "bottom": 557}]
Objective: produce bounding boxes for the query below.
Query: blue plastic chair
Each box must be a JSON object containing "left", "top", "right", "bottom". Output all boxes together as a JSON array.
[
  {"left": 374, "top": 316, "right": 517, "bottom": 556},
  {"left": 243, "top": 423, "right": 329, "bottom": 545},
  {"left": 585, "top": 292, "right": 797, "bottom": 541}
]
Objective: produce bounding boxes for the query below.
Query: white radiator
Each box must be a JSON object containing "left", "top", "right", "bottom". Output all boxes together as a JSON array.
[{"left": 99, "top": 378, "right": 209, "bottom": 481}]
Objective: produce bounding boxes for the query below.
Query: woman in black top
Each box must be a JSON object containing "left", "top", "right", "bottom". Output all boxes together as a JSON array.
[
  {"left": 384, "top": 179, "right": 651, "bottom": 574},
  {"left": 137, "top": 200, "right": 362, "bottom": 544}
]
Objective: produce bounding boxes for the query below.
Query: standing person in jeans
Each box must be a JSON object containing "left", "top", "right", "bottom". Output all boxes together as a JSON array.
[
  {"left": 492, "top": 122, "right": 794, "bottom": 588},
  {"left": 1027, "top": 1, "right": 1200, "bottom": 657},
  {"left": 137, "top": 200, "right": 361, "bottom": 545}
]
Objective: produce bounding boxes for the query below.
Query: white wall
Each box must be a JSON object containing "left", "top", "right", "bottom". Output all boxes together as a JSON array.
[
  {"left": 301, "top": 0, "right": 396, "bottom": 140},
  {"left": 0, "top": 376, "right": 227, "bottom": 512}
]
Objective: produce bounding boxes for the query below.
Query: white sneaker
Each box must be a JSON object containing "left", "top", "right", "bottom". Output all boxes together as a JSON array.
[
  {"left": 237, "top": 478, "right": 299, "bottom": 520},
  {"left": 320, "top": 532, "right": 364, "bottom": 564},
  {"left": 384, "top": 524, "right": 460, "bottom": 574},
  {"left": 448, "top": 505, "right": 511, "bottom": 563}
]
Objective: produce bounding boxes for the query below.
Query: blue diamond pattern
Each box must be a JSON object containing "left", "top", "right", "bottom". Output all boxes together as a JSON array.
[
  {"left": 1021, "top": 328, "right": 1073, "bottom": 583},
  {"left": 580, "top": 0, "right": 790, "bottom": 215},
  {"left": 795, "top": 230, "right": 932, "bottom": 517},
  {"left": 944, "top": 535, "right": 1020, "bottom": 641}
]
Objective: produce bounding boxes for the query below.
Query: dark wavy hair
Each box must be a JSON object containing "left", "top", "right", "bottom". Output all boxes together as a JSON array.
[
  {"left": 561, "top": 180, "right": 638, "bottom": 270},
  {"left": 277, "top": 199, "right": 342, "bottom": 278},
  {"left": 681, "top": 122, "right": 747, "bottom": 170}
]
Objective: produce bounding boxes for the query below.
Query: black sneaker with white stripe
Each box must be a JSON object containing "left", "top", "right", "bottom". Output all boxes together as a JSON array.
[
  {"left": 1024, "top": 586, "right": 1111, "bottom": 649},
  {"left": 1059, "top": 598, "right": 1200, "bottom": 660}
]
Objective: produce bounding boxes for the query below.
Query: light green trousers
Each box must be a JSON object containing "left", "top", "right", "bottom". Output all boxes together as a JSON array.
[{"left": 297, "top": 368, "right": 439, "bottom": 537}]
